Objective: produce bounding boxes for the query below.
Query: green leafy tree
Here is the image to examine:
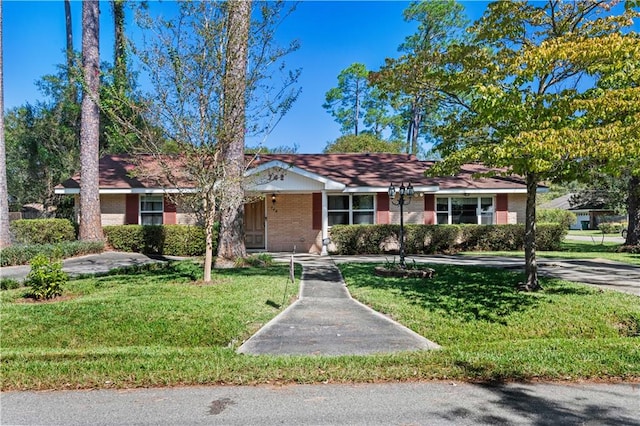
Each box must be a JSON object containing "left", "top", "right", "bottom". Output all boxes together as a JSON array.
[
  {"left": 371, "top": 0, "right": 468, "bottom": 155},
  {"left": 324, "top": 134, "right": 402, "bottom": 154},
  {"left": 323, "top": 62, "right": 394, "bottom": 137},
  {"left": 429, "top": 1, "right": 640, "bottom": 290}
]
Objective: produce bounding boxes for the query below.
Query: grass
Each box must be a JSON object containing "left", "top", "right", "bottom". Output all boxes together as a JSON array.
[
  {"left": 566, "top": 230, "right": 621, "bottom": 237},
  {"left": 1, "top": 260, "right": 639, "bottom": 390},
  {"left": 463, "top": 239, "right": 640, "bottom": 266}
]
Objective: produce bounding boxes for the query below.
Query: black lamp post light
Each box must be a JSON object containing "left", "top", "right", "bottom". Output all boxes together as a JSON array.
[{"left": 388, "top": 182, "right": 414, "bottom": 268}]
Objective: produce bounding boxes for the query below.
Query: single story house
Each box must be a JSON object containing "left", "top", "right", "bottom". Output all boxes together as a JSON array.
[
  {"left": 55, "top": 153, "right": 542, "bottom": 254},
  {"left": 540, "top": 193, "right": 617, "bottom": 230}
]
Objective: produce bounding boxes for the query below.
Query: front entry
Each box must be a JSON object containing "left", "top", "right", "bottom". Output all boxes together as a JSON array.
[{"left": 244, "top": 200, "right": 265, "bottom": 249}]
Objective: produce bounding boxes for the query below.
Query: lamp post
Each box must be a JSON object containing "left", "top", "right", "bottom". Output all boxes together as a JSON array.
[{"left": 388, "top": 182, "right": 414, "bottom": 268}]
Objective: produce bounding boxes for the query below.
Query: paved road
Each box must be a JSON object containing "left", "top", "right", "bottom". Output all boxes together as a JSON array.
[
  {"left": 565, "top": 234, "right": 625, "bottom": 244},
  {"left": 2, "top": 382, "right": 638, "bottom": 425}
]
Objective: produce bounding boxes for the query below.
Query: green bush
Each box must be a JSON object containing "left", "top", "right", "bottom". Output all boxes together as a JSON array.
[
  {"left": 10, "top": 219, "right": 76, "bottom": 244},
  {"left": 537, "top": 209, "right": 577, "bottom": 229},
  {"left": 24, "top": 255, "right": 68, "bottom": 300},
  {"left": 329, "top": 224, "right": 566, "bottom": 255},
  {"left": 0, "top": 241, "right": 105, "bottom": 267},
  {"left": 1, "top": 278, "right": 21, "bottom": 291},
  {"left": 598, "top": 222, "right": 626, "bottom": 234},
  {"left": 104, "top": 225, "right": 208, "bottom": 256}
]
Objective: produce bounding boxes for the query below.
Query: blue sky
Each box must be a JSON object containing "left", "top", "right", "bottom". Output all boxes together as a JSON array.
[{"left": 4, "top": 1, "right": 488, "bottom": 153}]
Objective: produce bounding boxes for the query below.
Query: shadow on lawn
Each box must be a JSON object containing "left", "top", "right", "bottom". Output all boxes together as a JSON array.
[
  {"left": 343, "top": 264, "right": 538, "bottom": 324},
  {"left": 559, "top": 241, "right": 620, "bottom": 253},
  {"left": 98, "top": 260, "right": 297, "bottom": 283}
]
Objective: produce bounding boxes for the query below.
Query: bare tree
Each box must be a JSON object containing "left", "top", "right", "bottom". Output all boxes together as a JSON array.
[
  {"left": 103, "top": 1, "right": 299, "bottom": 280},
  {"left": 0, "top": 2, "right": 11, "bottom": 248},
  {"left": 78, "top": 0, "right": 104, "bottom": 241}
]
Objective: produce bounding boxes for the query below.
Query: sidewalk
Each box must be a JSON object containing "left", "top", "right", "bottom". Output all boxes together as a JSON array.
[{"left": 237, "top": 254, "right": 440, "bottom": 356}]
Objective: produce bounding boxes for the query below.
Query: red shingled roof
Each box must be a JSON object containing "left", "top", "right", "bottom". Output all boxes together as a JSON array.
[{"left": 56, "top": 153, "right": 529, "bottom": 191}]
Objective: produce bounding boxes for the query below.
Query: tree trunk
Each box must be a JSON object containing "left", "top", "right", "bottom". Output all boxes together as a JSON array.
[
  {"left": 523, "top": 172, "right": 541, "bottom": 291},
  {"left": 216, "top": 0, "right": 250, "bottom": 265},
  {"left": 0, "top": 3, "right": 10, "bottom": 249},
  {"left": 64, "top": 0, "right": 77, "bottom": 102},
  {"left": 203, "top": 191, "right": 215, "bottom": 282},
  {"left": 354, "top": 79, "right": 360, "bottom": 136},
  {"left": 79, "top": 0, "right": 104, "bottom": 242},
  {"left": 626, "top": 174, "right": 640, "bottom": 246},
  {"left": 112, "top": 0, "right": 126, "bottom": 93},
  {"left": 410, "top": 102, "right": 421, "bottom": 155}
]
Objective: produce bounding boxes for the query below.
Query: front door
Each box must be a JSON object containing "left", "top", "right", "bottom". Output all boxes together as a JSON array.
[{"left": 244, "top": 200, "right": 265, "bottom": 249}]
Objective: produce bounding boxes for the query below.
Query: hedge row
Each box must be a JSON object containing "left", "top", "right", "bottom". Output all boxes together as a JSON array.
[
  {"left": 0, "top": 241, "right": 105, "bottom": 267},
  {"left": 537, "top": 209, "right": 577, "bottom": 229},
  {"left": 103, "top": 225, "right": 209, "bottom": 256},
  {"left": 329, "top": 224, "right": 567, "bottom": 255},
  {"left": 10, "top": 219, "right": 76, "bottom": 244}
]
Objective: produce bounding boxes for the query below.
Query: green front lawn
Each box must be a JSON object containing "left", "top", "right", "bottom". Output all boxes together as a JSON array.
[
  {"left": 1, "top": 261, "right": 638, "bottom": 390},
  {"left": 463, "top": 240, "right": 640, "bottom": 266}
]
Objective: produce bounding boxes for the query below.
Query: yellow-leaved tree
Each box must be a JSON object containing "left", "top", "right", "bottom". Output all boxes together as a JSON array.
[{"left": 428, "top": 1, "right": 640, "bottom": 290}]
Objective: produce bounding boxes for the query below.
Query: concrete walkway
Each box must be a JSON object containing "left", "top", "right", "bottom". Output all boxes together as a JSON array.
[{"left": 237, "top": 255, "right": 440, "bottom": 356}]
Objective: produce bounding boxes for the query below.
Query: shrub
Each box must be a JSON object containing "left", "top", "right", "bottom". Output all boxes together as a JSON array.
[
  {"left": 10, "top": 219, "right": 76, "bottom": 244},
  {"left": 104, "top": 225, "right": 208, "bottom": 256},
  {"left": 24, "top": 255, "right": 68, "bottom": 300},
  {"left": 0, "top": 241, "right": 105, "bottom": 267},
  {"left": 329, "top": 224, "right": 566, "bottom": 255},
  {"left": 1, "top": 278, "right": 21, "bottom": 291},
  {"left": 598, "top": 222, "right": 626, "bottom": 234},
  {"left": 537, "top": 209, "right": 577, "bottom": 229},
  {"left": 536, "top": 223, "right": 567, "bottom": 251}
]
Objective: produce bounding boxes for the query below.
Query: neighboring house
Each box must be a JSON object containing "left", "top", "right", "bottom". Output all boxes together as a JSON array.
[
  {"left": 55, "top": 153, "right": 542, "bottom": 254},
  {"left": 540, "top": 193, "right": 616, "bottom": 230}
]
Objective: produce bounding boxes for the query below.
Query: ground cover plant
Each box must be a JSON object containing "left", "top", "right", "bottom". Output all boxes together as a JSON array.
[{"left": 2, "top": 260, "right": 638, "bottom": 390}]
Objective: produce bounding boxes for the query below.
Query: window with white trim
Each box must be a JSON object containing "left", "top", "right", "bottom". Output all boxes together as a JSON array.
[
  {"left": 140, "top": 195, "right": 163, "bottom": 225},
  {"left": 328, "top": 194, "right": 375, "bottom": 226},
  {"left": 436, "top": 196, "right": 494, "bottom": 225}
]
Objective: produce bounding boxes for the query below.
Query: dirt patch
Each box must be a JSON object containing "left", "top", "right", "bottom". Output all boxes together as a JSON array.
[{"left": 14, "top": 294, "right": 77, "bottom": 304}]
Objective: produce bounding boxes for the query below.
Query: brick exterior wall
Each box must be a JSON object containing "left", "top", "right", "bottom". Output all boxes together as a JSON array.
[
  {"left": 96, "top": 191, "right": 530, "bottom": 252},
  {"left": 98, "top": 194, "right": 198, "bottom": 226},
  {"left": 100, "top": 194, "right": 126, "bottom": 226},
  {"left": 389, "top": 195, "right": 424, "bottom": 225},
  {"left": 508, "top": 193, "right": 527, "bottom": 224},
  {"left": 266, "top": 193, "right": 322, "bottom": 253}
]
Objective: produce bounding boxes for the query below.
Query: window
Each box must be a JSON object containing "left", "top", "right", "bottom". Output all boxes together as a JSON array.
[
  {"left": 436, "top": 196, "right": 494, "bottom": 225},
  {"left": 140, "top": 195, "right": 163, "bottom": 225},
  {"left": 328, "top": 194, "right": 375, "bottom": 226}
]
